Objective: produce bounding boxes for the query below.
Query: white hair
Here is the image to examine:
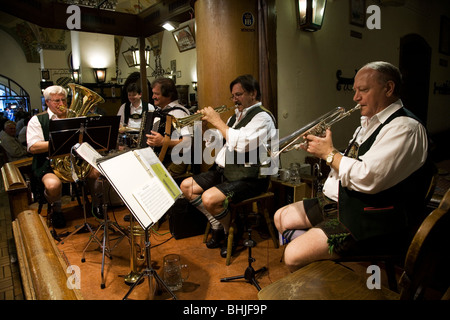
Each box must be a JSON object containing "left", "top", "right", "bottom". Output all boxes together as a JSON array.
[{"left": 43, "top": 85, "right": 67, "bottom": 100}]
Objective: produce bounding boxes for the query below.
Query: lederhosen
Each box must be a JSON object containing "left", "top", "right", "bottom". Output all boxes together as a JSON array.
[
  {"left": 338, "top": 108, "right": 433, "bottom": 247},
  {"left": 222, "top": 105, "right": 275, "bottom": 182},
  {"left": 32, "top": 113, "right": 52, "bottom": 179},
  {"left": 124, "top": 101, "right": 149, "bottom": 126}
]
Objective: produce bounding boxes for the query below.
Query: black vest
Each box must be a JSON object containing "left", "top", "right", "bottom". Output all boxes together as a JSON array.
[
  {"left": 31, "top": 113, "right": 51, "bottom": 178},
  {"left": 222, "top": 105, "right": 274, "bottom": 181},
  {"left": 152, "top": 106, "right": 189, "bottom": 162},
  {"left": 124, "top": 101, "right": 149, "bottom": 126},
  {"left": 338, "top": 107, "right": 434, "bottom": 241}
]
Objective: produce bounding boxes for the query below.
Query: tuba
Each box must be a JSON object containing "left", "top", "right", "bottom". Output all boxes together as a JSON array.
[
  {"left": 50, "top": 83, "right": 105, "bottom": 182},
  {"left": 266, "top": 104, "right": 361, "bottom": 160},
  {"left": 124, "top": 215, "right": 146, "bottom": 285}
]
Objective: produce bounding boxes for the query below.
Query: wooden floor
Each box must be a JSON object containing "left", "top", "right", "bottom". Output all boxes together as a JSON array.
[
  {"left": 2, "top": 158, "right": 449, "bottom": 302},
  {"left": 0, "top": 177, "right": 293, "bottom": 301},
  {"left": 0, "top": 178, "right": 23, "bottom": 300}
]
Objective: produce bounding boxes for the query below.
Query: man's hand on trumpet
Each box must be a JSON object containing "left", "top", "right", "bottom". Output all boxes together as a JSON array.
[
  {"left": 198, "top": 107, "right": 228, "bottom": 138},
  {"left": 301, "top": 129, "right": 342, "bottom": 170}
]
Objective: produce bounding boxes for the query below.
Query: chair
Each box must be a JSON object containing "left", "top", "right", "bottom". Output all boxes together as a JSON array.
[
  {"left": 332, "top": 166, "right": 440, "bottom": 292},
  {"left": 204, "top": 191, "right": 279, "bottom": 266},
  {"left": 258, "top": 188, "right": 450, "bottom": 300}
]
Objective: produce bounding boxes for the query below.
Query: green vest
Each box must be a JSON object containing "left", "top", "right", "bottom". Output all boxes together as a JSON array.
[
  {"left": 222, "top": 105, "right": 274, "bottom": 182},
  {"left": 338, "top": 108, "right": 434, "bottom": 241},
  {"left": 31, "top": 113, "right": 51, "bottom": 178}
]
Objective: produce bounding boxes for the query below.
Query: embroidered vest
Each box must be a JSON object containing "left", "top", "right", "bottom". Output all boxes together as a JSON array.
[
  {"left": 338, "top": 108, "right": 434, "bottom": 241},
  {"left": 124, "top": 101, "right": 149, "bottom": 125},
  {"left": 222, "top": 106, "right": 274, "bottom": 182}
]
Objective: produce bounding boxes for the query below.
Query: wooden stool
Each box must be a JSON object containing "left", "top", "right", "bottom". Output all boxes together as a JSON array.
[{"left": 204, "top": 192, "right": 279, "bottom": 266}]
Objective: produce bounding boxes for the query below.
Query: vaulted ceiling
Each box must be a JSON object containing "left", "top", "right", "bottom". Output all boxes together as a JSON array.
[{"left": 0, "top": 0, "right": 195, "bottom": 62}]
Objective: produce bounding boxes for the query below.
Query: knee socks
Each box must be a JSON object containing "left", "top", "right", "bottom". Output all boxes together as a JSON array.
[
  {"left": 190, "top": 196, "right": 223, "bottom": 231},
  {"left": 215, "top": 208, "right": 231, "bottom": 234}
]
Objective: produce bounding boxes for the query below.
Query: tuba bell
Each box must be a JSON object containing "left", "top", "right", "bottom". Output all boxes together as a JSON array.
[{"left": 50, "top": 83, "right": 105, "bottom": 182}]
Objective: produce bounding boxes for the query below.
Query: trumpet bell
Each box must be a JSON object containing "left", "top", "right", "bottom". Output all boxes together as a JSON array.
[{"left": 171, "top": 105, "right": 231, "bottom": 131}]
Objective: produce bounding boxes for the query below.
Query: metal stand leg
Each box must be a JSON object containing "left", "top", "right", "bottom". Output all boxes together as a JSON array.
[
  {"left": 81, "top": 177, "right": 128, "bottom": 289},
  {"left": 220, "top": 228, "right": 267, "bottom": 291},
  {"left": 123, "top": 228, "right": 177, "bottom": 300},
  {"left": 59, "top": 181, "right": 97, "bottom": 245}
]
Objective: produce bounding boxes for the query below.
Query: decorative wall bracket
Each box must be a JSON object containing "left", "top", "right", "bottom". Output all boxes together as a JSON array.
[
  {"left": 433, "top": 81, "right": 450, "bottom": 95},
  {"left": 336, "top": 70, "right": 357, "bottom": 91}
]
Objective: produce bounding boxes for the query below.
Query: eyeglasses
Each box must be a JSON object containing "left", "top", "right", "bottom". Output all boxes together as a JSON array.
[
  {"left": 229, "top": 92, "right": 245, "bottom": 100},
  {"left": 49, "top": 98, "right": 67, "bottom": 104}
]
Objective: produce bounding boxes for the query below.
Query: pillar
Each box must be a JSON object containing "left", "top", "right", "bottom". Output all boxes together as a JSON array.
[{"left": 195, "top": 0, "right": 259, "bottom": 119}]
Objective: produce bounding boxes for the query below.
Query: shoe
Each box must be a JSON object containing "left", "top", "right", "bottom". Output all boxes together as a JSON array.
[
  {"left": 92, "top": 206, "right": 104, "bottom": 220},
  {"left": 220, "top": 234, "right": 237, "bottom": 258},
  {"left": 51, "top": 211, "right": 66, "bottom": 229},
  {"left": 206, "top": 228, "right": 225, "bottom": 249}
]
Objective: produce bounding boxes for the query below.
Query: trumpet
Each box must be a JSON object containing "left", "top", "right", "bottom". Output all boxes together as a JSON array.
[
  {"left": 267, "top": 104, "right": 361, "bottom": 159},
  {"left": 171, "top": 105, "right": 233, "bottom": 130}
]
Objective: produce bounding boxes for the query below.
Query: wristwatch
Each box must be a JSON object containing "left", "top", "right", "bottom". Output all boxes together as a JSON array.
[{"left": 326, "top": 149, "right": 338, "bottom": 166}]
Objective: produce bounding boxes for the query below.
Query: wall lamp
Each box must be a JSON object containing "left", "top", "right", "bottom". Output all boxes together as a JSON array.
[
  {"left": 296, "top": 0, "right": 327, "bottom": 32},
  {"left": 93, "top": 68, "right": 106, "bottom": 83},
  {"left": 71, "top": 69, "right": 80, "bottom": 84},
  {"left": 192, "top": 81, "right": 198, "bottom": 91}
]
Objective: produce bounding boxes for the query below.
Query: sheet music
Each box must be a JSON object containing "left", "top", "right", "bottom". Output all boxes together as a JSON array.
[
  {"left": 95, "top": 146, "right": 181, "bottom": 229},
  {"left": 132, "top": 183, "right": 173, "bottom": 222}
]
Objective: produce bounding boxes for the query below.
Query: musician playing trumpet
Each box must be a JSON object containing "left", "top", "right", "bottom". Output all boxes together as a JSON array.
[
  {"left": 180, "top": 74, "right": 277, "bottom": 258},
  {"left": 274, "top": 61, "right": 433, "bottom": 272}
]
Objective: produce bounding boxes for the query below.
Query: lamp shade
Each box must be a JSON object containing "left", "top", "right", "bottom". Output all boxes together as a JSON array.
[
  {"left": 93, "top": 68, "right": 106, "bottom": 83},
  {"left": 71, "top": 69, "right": 80, "bottom": 83},
  {"left": 297, "top": 0, "right": 327, "bottom": 31},
  {"left": 122, "top": 45, "right": 151, "bottom": 68}
]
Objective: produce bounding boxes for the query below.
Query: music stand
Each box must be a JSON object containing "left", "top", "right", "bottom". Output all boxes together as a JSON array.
[
  {"left": 49, "top": 116, "right": 120, "bottom": 244},
  {"left": 94, "top": 147, "right": 181, "bottom": 299},
  {"left": 122, "top": 227, "right": 177, "bottom": 300}
]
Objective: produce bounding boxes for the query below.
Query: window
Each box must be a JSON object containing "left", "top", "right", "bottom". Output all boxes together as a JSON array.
[{"left": 0, "top": 74, "right": 31, "bottom": 121}]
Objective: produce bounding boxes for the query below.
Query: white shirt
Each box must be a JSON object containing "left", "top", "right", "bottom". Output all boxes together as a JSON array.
[
  {"left": 214, "top": 102, "right": 277, "bottom": 168},
  {"left": 117, "top": 100, "right": 155, "bottom": 129},
  {"left": 322, "top": 99, "right": 428, "bottom": 201},
  {"left": 27, "top": 109, "right": 61, "bottom": 152}
]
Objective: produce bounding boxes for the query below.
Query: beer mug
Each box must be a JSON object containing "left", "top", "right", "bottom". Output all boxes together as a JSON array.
[{"left": 163, "top": 254, "right": 189, "bottom": 291}]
